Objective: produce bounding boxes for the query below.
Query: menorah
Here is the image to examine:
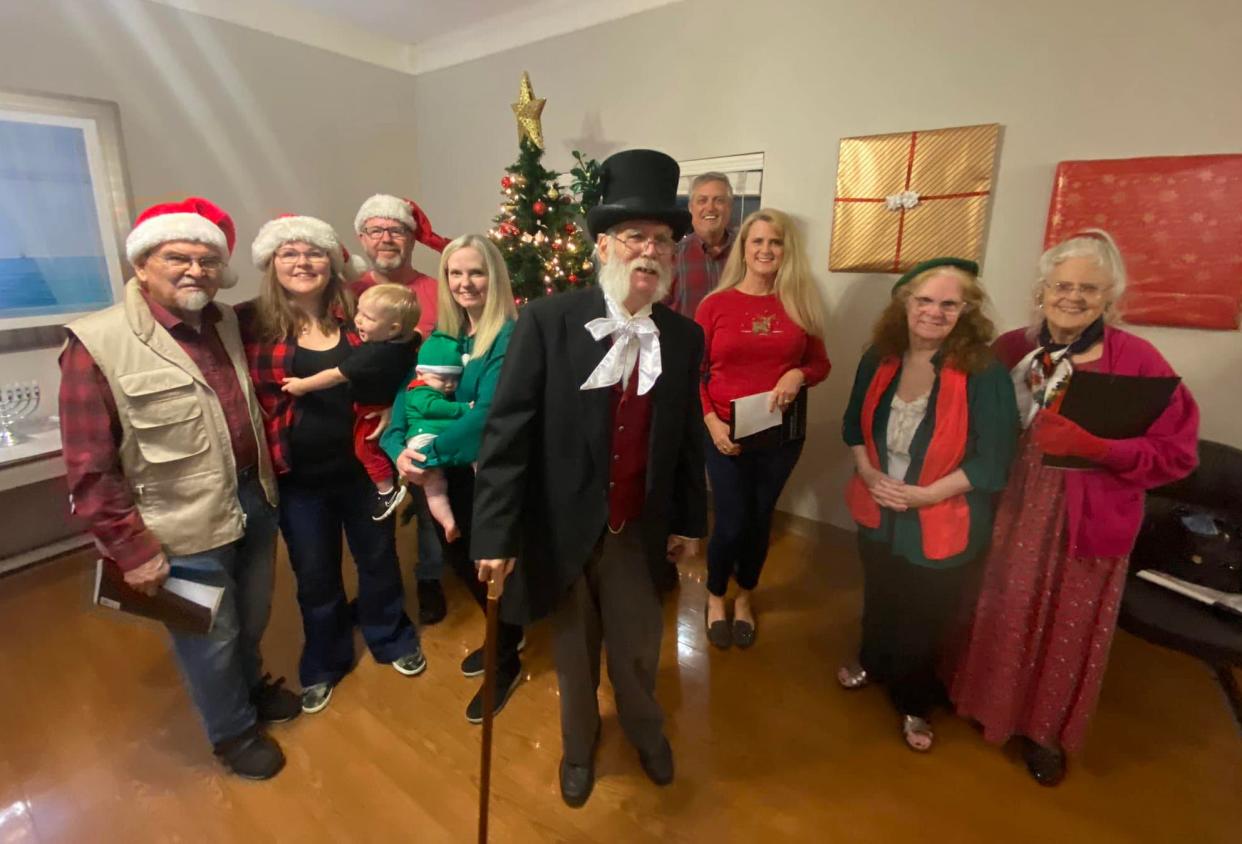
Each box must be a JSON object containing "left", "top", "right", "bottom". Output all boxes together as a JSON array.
[{"left": 0, "top": 381, "right": 40, "bottom": 447}]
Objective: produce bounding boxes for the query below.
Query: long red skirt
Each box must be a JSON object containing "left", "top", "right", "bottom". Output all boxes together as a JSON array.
[{"left": 946, "top": 432, "right": 1129, "bottom": 752}]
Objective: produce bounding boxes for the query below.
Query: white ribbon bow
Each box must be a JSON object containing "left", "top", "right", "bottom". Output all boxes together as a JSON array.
[
  {"left": 885, "top": 190, "right": 921, "bottom": 211},
  {"left": 580, "top": 297, "right": 662, "bottom": 395}
]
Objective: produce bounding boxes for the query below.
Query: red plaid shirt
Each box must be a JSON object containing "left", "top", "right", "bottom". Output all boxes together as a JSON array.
[
  {"left": 236, "top": 301, "right": 361, "bottom": 476},
  {"left": 60, "top": 294, "right": 259, "bottom": 571},
  {"left": 666, "top": 228, "right": 736, "bottom": 319}
]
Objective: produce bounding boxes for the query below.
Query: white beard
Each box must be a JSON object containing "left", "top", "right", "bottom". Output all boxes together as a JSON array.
[
  {"left": 175, "top": 289, "right": 211, "bottom": 311},
  {"left": 598, "top": 252, "right": 671, "bottom": 309}
]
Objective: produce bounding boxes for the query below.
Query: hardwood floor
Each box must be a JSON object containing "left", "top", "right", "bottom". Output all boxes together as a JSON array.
[{"left": 1, "top": 518, "right": 1239, "bottom": 843}]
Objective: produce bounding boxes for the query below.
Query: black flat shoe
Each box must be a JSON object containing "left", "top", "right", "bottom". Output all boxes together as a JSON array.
[
  {"left": 1024, "top": 741, "right": 1066, "bottom": 787},
  {"left": 705, "top": 601, "right": 732, "bottom": 650},
  {"left": 559, "top": 759, "right": 595, "bottom": 807},
  {"left": 732, "top": 618, "right": 755, "bottom": 649}
]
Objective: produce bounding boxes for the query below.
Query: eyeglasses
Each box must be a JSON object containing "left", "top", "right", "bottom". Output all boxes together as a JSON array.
[
  {"left": 361, "top": 225, "right": 410, "bottom": 241},
  {"left": 154, "top": 252, "right": 224, "bottom": 273},
  {"left": 1045, "top": 280, "right": 1108, "bottom": 299},
  {"left": 274, "top": 248, "right": 330, "bottom": 264},
  {"left": 612, "top": 231, "right": 677, "bottom": 255},
  {"left": 910, "top": 295, "right": 970, "bottom": 316}
]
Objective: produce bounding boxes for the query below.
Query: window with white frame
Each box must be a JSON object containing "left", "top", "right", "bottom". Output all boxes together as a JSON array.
[{"left": 676, "top": 152, "right": 764, "bottom": 229}]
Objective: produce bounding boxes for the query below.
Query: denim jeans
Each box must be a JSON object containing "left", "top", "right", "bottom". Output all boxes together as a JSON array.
[
  {"left": 167, "top": 471, "right": 277, "bottom": 746},
  {"left": 278, "top": 472, "right": 420, "bottom": 687},
  {"left": 409, "top": 485, "right": 445, "bottom": 582},
  {"left": 703, "top": 433, "right": 804, "bottom": 596}
]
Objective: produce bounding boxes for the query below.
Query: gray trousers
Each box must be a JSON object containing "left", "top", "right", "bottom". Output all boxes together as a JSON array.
[{"left": 550, "top": 525, "right": 665, "bottom": 765}]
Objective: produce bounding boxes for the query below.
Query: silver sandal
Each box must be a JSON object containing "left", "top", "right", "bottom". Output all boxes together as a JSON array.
[
  {"left": 836, "top": 664, "right": 870, "bottom": 690},
  {"left": 902, "top": 715, "right": 934, "bottom": 752}
]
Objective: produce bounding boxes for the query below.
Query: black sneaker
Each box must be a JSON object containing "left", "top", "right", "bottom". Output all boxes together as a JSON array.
[
  {"left": 250, "top": 674, "right": 301, "bottom": 724},
  {"left": 392, "top": 648, "right": 428, "bottom": 676},
  {"left": 417, "top": 579, "right": 447, "bottom": 626},
  {"left": 213, "top": 727, "right": 285, "bottom": 780},
  {"left": 372, "top": 485, "right": 407, "bottom": 521},
  {"left": 465, "top": 665, "right": 523, "bottom": 724},
  {"left": 460, "top": 635, "right": 527, "bottom": 677}
]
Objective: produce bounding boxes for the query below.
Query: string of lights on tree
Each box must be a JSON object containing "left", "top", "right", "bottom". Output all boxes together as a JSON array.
[{"left": 489, "top": 72, "right": 601, "bottom": 305}]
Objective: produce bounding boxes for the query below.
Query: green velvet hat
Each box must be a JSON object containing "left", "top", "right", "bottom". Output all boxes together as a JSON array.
[{"left": 891, "top": 257, "right": 979, "bottom": 296}]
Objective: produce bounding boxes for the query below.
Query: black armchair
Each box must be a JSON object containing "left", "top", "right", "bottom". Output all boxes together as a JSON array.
[{"left": 1120, "top": 439, "right": 1242, "bottom": 735}]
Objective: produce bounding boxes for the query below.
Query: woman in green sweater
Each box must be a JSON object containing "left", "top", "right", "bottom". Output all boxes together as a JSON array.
[
  {"left": 839, "top": 258, "right": 1019, "bottom": 752},
  {"left": 383, "top": 235, "right": 520, "bottom": 725}
]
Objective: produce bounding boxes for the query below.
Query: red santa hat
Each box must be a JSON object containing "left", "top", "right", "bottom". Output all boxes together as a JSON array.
[
  {"left": 126, "top": 197, "right": 238, "bottom": 287},
  {"left": 353, "top": 194, "right": 451, "bottom": 252},
  {"left": 251, "top": 214, "right": 356, "bottom": 281}
]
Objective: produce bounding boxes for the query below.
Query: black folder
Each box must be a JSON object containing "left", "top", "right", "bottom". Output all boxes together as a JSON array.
[
  {"left": 1043, "top": 371, "right": 1181, "bottom": 469},
  {"left": 728, "top": 388, "right": 808, "bottom": 450}
]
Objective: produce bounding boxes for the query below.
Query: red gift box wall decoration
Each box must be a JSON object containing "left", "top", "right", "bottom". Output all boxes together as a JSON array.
[{"left": 1044, "top": 154, "right": 1242, "bottom": 330}]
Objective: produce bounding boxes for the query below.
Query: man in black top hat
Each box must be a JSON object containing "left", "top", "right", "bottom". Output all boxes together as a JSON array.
[{"left": 471, "top": 149, "right": 708, "bottom": 807}]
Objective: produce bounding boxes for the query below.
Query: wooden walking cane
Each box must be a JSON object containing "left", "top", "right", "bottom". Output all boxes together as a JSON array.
[{"left": 478, "top": 568, "right": 503, "bottom": 843}]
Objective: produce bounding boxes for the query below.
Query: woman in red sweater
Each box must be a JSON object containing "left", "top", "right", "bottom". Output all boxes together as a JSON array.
[{"left": 696, "top": 208, "right": 830, "bottom": 649}]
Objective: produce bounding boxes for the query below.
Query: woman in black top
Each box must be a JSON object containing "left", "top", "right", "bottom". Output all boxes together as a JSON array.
[{"left": 238, "top": 215, "right": 424, "bottom": 715}]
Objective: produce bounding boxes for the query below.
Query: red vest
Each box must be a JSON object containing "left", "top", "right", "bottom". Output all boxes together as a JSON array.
[
  {"left": 845, "top": 356, "right": 971, "bottom": 560},
  {"left": 607, "top": 365, "right": 653, "bottom": 531}
]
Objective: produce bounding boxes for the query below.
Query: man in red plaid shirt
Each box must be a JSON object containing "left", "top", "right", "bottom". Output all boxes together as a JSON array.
[
  {"left": 664, "top": 172, "right": 737, "bottom": 319},
  {"left": 59, "top": 197, "right": 297, "bottom": 780}
]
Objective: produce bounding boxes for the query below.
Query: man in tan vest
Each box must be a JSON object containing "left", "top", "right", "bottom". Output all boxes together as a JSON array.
[{"left": 59, "top": 197, "right": 296, "bottom": 779}]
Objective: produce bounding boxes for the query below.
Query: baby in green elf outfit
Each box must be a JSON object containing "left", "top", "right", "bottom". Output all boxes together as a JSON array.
[{"left": 391, "top": 330, "right": 472, "bottom": 541}]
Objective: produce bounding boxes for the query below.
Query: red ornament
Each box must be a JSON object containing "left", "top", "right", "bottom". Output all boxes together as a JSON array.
[
  {"left": 532, "top": 200, "right": 547, "bottom": 216},
  {"left": 568, "top": 274, "right": 579, "bottom": 284},
  {"left": 501, "top": 176, "right": 512, "bottom": 189},
  {"left": 563, "top": 222, "right": 576, "bottom": 235},
  {"left": 551, "top": 240, "right": 564, "bottom": 252}
]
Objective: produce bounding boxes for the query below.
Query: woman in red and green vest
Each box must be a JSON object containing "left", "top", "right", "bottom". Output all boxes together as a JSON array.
[{"left": 839, "top": 258, "right": 1019, "bottom": 753}]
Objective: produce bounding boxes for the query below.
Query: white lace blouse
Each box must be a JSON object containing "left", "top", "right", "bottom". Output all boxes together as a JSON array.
[{"left": 885, "top": 392, "right": 930, "bottom": 481}]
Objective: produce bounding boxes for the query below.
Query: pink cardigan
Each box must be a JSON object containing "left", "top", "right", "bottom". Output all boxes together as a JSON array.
[{"left": 995, "top": 327, "right": 1200, "bottom": 557}]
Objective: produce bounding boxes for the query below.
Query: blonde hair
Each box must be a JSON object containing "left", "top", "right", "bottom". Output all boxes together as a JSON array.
[
  {"left": 869, "top": 266, "right": 997, "bottom": 374},
  {"left": 254, "top": 255, "right": 353, "bottom": 343},
  {"left": 1032, "top": 228, "right": 1127, "bottom": 326},
  {"left": 707, "top": 208, "right": 825, "bottom": 337},
  {"left": 358, "top": 283, "right": 419, "bottom": 340},
  {"left": 436, "top": 235, "right": 518, "bottom": 359}
]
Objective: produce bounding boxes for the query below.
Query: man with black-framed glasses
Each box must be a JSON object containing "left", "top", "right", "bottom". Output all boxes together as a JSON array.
[
  {"left": 351, "top": 194, "right": 454, "bottom": 625},
  {"left": 59, "top": 197, "right": 294, "bottom": 779}
]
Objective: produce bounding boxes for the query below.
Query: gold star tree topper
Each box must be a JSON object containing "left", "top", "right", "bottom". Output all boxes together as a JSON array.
[{"left": 510, "top": 71, "right": 546, "bottom": 149}]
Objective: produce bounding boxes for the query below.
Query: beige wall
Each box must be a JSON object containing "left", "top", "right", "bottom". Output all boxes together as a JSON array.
[
  {"left": 409, "top": 0, "right": 1242, "bottom": 529},
  {"left": 0, "top": 0, "right": 422, "bottom": 397}
]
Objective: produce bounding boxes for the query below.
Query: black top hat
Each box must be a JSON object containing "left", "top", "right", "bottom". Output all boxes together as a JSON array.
[{"left": 586, "top": 149, "right": 692, "bottom": 240}]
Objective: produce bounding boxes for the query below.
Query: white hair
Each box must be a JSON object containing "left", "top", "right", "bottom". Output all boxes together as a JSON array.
[{"left": 1032, "top": 228, "right": 1127, "bottom": 324}]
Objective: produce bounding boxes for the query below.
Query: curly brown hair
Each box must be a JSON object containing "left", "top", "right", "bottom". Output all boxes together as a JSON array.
[{"left": 869, "top": 266, "right": 997, "bottom": 374}]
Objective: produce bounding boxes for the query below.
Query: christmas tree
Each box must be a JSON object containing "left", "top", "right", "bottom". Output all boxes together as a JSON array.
[{"left": 489, "top": 73, "right": 600, "bottom": 304}]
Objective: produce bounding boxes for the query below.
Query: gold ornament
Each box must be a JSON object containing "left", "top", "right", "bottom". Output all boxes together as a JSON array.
[
  {"left": 510, "top": 71, "right": 546, "bottom": 150},
  {"left": 582, "top": 260, "right": 592, "bottom": 271},
  {"left": 546, "top": 185, "right": 559, "bottom": 200}
]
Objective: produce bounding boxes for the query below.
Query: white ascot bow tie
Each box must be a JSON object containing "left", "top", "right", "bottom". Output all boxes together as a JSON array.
[{"left": 579, "top": 294, "right": 662, "bottom": 395}]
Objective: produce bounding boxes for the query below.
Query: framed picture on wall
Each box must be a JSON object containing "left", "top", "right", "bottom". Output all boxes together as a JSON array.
[{"left": 0, "top": 89, "right": 132, "bottom": 331}]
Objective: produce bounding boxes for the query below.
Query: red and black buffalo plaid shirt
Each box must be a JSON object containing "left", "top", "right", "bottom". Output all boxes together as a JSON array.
[
  {"left": 60, "top": 294, "right": 258, "bottom": 571},
  {"left": 235, "top": 301, "right": 361, "bottom": 477}
]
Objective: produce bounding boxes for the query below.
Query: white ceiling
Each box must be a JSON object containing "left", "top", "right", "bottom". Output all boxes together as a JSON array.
[
  {"left": 287, "top": 0, "right": 552, "bottom": 46},
  {"left": 149, "top": 0, "right": 684, "bottom": 75}
]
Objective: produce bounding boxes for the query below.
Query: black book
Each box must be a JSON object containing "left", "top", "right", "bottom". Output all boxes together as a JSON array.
[
  {"left": 93, "top": 559, "right": 222, "bottom": 635},
  {"left": 728, "top": 388, "right": 808, "bottom": 450},
  {"left": 1044, "top": 371, "right": 1181, "bottom": 469}
]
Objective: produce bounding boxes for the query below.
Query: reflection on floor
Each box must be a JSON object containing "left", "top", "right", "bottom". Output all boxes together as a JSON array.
[{"left": 1, "top": 517, "right": 1239, "bottom": 843}]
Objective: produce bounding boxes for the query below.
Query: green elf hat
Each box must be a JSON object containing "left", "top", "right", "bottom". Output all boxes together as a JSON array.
[
  {"left": 891, "top": 257, "right": 979, "bottom": 296},
  {"left": 416, "top": 330, "right": 464, "bottom": 377}
]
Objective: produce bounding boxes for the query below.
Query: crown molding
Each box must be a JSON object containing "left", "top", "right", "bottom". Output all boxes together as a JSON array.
[{"left": 143, "top": 0, "right": 684, "bottom": 76}]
